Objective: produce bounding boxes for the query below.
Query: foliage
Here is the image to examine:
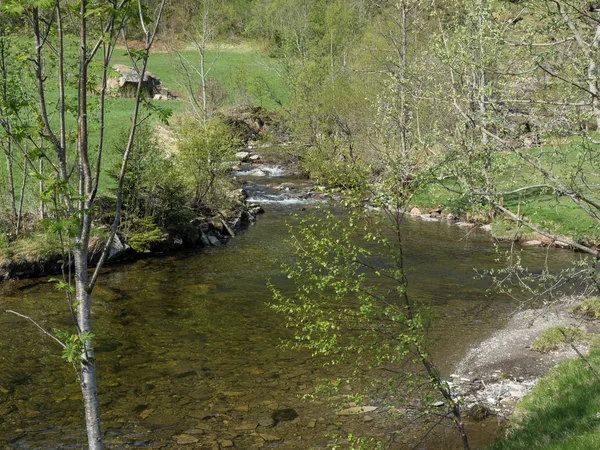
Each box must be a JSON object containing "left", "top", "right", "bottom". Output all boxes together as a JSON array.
[
  {"left": 122, "top": 217, "right": 167, "bottom": 253},
  {"left": 174, "top": 116, "right": 240, "bottom": 208},
  {"left": 110, "top": 123, "right": 186, "bottom": 225},
  {"left": 54, "top": 329, "right": 96, "bottom": 364},
  {"left": 270, "top": 164, "right": 470, "bottom": 448}
]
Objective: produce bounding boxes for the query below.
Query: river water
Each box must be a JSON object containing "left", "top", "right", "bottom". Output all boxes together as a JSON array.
[{"left": 0, "top": 168, "right": 580, "bottom": 449}]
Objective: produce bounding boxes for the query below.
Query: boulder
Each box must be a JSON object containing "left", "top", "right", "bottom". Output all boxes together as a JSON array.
[
  {"left": 235, "top": 151, "right": 250, "bottom": 162},
  {"left": 207, "top": 235, "right": 222, "bottom": 246},
  {"left": 522, "top": 239, "right": 542, "bottom": 247},
  {"left": 409, "top": 207, "right": 422, "bottom": 215},
  {"left": 249, "top": 154, "right": 261, "bottom": 162},
  {"left": 251, "top": 169, "right": 267, "bottom": 177},
  {"left": 107, "top": 235, "right": 129, "bottom": 261}
]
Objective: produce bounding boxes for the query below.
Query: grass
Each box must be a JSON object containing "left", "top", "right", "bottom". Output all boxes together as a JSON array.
[
  {"left": 492, "top": 350, "right": 600, "bottom": 450},
  {"left": 0, "top": 41, "right": 286, "bottom": 200},
  {"left": 571, "top": 297, "right": 600, "bottom": 320},
  {"left": 531, "top": 326, "right": 587, "bottom": 353},
  {"left": 411, "top": 140, "right": 600, "bottom": 245}
]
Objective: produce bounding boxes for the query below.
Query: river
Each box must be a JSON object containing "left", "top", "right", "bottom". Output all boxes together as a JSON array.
[{"left": 0, "top": 167, "right": 579, "bottom": 449}]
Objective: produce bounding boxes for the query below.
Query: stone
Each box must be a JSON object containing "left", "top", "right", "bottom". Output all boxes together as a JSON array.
[
  {"left": 235, "top": 151, "right": 250, "bottom": 162},
  {"left": 258, "top": 416, "right": 275, "bottom": 427},
  {"left": 306, "top": 419, "right": 317, "bottom": 428},
  {"left": 219, "top": 440, "right": 234, "bottom": 447},
  {"left": 456, "top": 222, "right": 475, "bottom": 229},
  {"left": 409, "top": 207, "right": 422, "bottom": 215},
  {"left": 235, "top": 422, "right": 257, "bottom": 431},
  {"left": 468, "top": 404, "right": 491, "bottom": 421},
  {"left": 249, "top": 154, "right": 261, "bottom": 161},
  {"left": 258, "top": 433, "right": 281, "bottom": 442},
  {"left": 139, "top": 408, "right": 154, "bottom": 419},
  {"left": 173, "top": 238, "right": 183, "bottom": 245},
  {"left": 480, "top": 224, "right": 493, "bottom": 232},
  {"left": 447, "top": 213, "right": 457, "bottom": 220},
  {"left": 207, "top": 235, "right": 222, "bottom": 246},
  {"left": 199, "top": 231, "right": 211, "bottom": 247},
  {"left": 336, "top": 406, "right": 378, "bottom": 415},
  {"left": 363, "top": 415, "right": 374, "bottom": 422},
  {"left": 234, "top": 405, "right": 250, "bottom": 412},
  {"left": 107, "top": 234, "right": 129, "bottom": 261},
  {"left": 173, "top": 434, "right": 199, "bottom": 445},
  {"left": 522, "top": 240, "right": 542, "bottom": 247},
  {"left": 251, "top": 169, "right": 267, "bottom": 177},
  {"left": 432, "top": 401, "right": 444, "bottom": 407},
  {"left": 249, "top": 205, "right": 264, "bottom": 214},
  {"left": 272, "top": 408, "right": 298, "bottom": 424}
]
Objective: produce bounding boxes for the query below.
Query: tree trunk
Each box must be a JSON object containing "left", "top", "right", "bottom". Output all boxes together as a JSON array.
[
  {"left": 76, "top": 1, "right": 103, "bottom": 447},
  {"left": 74, "top": 246, "right": 103, "bottom": 450}
]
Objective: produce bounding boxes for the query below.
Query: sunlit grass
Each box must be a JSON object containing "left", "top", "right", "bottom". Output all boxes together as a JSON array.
[{"left": 492, "top": 350, "right": 600, "bottom": 450}]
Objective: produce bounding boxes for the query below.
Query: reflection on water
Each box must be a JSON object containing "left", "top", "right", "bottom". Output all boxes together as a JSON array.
[{"left": 0, "top": 174, "right": 580, "bottom": 449}]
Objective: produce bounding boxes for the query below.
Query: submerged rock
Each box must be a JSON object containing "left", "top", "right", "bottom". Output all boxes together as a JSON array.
[
  {"left": 173, "top": 434, "right": 199, "bottom": 445},
  {"left": 271, "top": 408, "right": 298, "bottom": 425},
  {"left": 336, "top": 406, "right": 377, "bottom": 416}
]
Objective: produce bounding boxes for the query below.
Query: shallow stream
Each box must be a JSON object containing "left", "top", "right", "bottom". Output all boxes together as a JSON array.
[{"left": 0, "top": 167, "right": 580, "bottom": 449}]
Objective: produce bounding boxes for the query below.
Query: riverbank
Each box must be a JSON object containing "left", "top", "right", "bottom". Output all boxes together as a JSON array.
[
  {"left": 0, "top": 197, "right": 264, "bottom": 281},
  {"left": 449, "top": 298, "right": 600, "bottom": 421}
]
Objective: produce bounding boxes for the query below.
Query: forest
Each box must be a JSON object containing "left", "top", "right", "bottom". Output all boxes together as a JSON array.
[{"left": 2, "top": 0, "right": 600, "bottom": 449}]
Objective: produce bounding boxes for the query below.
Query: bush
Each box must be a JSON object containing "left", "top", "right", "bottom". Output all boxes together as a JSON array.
[
  {"left": 174, "top": 116, "right": 240, "bottom": 209},
  {"left": 110, "top": 123, "right": 187, "bottom": 225}
]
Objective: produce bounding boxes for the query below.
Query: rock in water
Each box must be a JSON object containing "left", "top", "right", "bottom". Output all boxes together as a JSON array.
[
  {"left": 235, "top": 151, "right": 250, "bottom": 162},
  {"left": 271, "top": 408, "right": 298, "bottom": 425},
  {"left": 173, "top": 434, "right": 199, "bottom": 445},
  {"left": 336, "top": 406, "right": 378, "bottom": 416}
]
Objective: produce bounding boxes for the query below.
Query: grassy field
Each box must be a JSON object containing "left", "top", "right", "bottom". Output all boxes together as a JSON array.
[
  {"left": 411, "top": 141, "right": 600, "bottom": 244},
  {"left": 0, "top": 42, "right": 286, "bottom": 206},
  {"left": 492, "top": 350, "right": 600, "bottom": 450}
]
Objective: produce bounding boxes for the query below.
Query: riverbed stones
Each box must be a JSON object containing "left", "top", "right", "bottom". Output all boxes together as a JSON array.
[
  {"left": 258, "top": 433, "right": 281, "bottom": 442},
  {"left": 336, "top": 406, "right": 377, "bottom": 415},
  {"left": 258, "top": 415, "right": 275, "bottom": 427},
  {"left": 173, "top": 434, "right": 200, "bottom": 445}
]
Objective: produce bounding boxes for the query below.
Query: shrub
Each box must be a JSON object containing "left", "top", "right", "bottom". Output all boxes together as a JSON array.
[{"left": 174, "top": 116, "right": 240, "bottom": 209}]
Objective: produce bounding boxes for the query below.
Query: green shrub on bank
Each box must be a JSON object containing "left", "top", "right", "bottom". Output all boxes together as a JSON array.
[
  {"left": 493, "top": 351, "right": 600, "bottom": 450},
  {"left": 531, "top": 326, "right": 587, "bottom": 354},
  {"left": 174, "top": 116, "right": 240, "bottom": 210}
]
